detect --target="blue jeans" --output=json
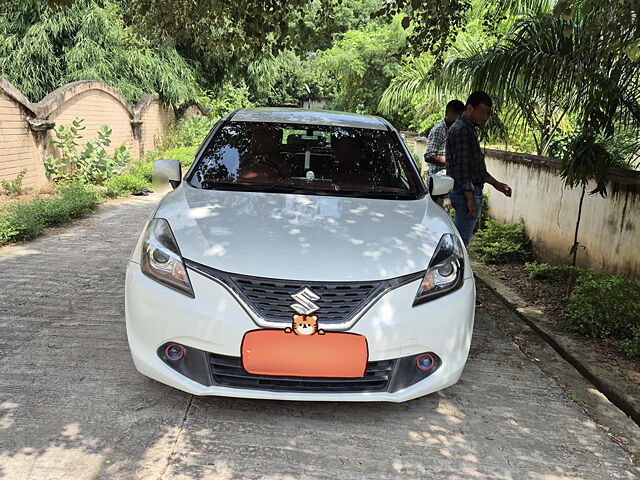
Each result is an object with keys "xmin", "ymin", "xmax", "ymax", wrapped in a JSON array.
[{"xmin": 450, "ymin": 185, "xmax": 483, "ymax": 246}]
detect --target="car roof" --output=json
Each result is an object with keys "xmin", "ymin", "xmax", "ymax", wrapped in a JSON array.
[{"xmin": 230, "ymin": 107, "xmax": 390, "ymax": 131}]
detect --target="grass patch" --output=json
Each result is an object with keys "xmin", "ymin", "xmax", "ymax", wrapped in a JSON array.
[
  {"xmin": 0, "ymin": 183, "xmax": 101, "ymax": 244},
  {"xmin": 524, "ymin": 262, "xmax": 578, "ymax": 282},
  {"xmin": 0, "ymin": 117, "xmax": 203, "ymax": 245},
  {"xmin": 102, "ymin": 172, "xmax": 150, "ymax": 198},
  {"xmin": 161, "ymin": 146, "xmax": 198, "ymax": 169},
  {"xmin": 471, "ymin": 219, "xmax": 532, "ymax": 263},
  {"xmin": 567, "ymin": 270, "xmax": 640, "ymax": 356},
  {"xmin": 567, "ymin": 393, "xmax": 582, "ymax": 403},
  {"xmin": 101, "ymin": 145, "xmax": 198, "ymax": 198}
]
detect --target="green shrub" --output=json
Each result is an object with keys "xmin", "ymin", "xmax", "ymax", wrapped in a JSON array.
[
  {"xmin": 102, "ymin": 172, "xmax": 150, "ymax": 198},
  {"xmin": 156, "ymin": 114, "xmax": 218, "ymax": 151},
  {"xmin": 162, "ymin": 146, "xmax": 198, "ymax": 169},
  {"xmin": 524, "ymin": 262, "xmax": 578, "ymax": 282},
  {"xmin": 619, "ymin": 329, "xmax": 640, "ymax": 357},
  {"xmin": 197, "ymin": 83, "xmax": 253, "ymax": 118},
  {"xmin": 127, "ymin": 160, "xmax": 153, "ymax": 182},
  {"xmin": 0, "ymin": 184, "xmax": 100, "ymax": 244},
  {"xmin": 471, "ymin": 219, "xmax": 532, "ymax": 263},
  {"xmin": 44, "ymin": 118, "xmax": 132, "ymax": 184},
  {"xmin": 567, "ymin": 271, "xmax": 640, "ymax": 356},
  {"xmin": 478, "ymin": 192, "xmax": 490, "ymax": 231},
  {"xmin": 1, "ymin": 168, "xmax": 31, "ymax": 196}
]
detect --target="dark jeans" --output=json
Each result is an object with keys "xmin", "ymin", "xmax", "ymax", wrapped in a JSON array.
[{"xmin": 450, "ymin": 185, "xmax": 483, "ymax": 246}]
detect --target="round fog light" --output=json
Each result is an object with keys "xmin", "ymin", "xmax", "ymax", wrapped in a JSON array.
[
  {"xmin": 416, "ymin": 353, "xmax": 435, "ymax": 371},
  {"xmin": 165, "ymin": 343, "xmax": 185, "ymax": 361}
]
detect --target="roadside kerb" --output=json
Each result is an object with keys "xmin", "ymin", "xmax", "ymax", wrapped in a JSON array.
[{"xmin": 472, "ymin": 260, "xmax": 640, "ymax": 428}]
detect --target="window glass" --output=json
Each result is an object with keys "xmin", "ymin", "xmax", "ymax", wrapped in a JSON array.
[{"xmin": 189, "ymin": 121, "xmax": 421, "ymax": 199}]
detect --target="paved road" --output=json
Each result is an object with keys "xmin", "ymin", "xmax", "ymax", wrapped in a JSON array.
[{"xmin": 0, "ymin": 193, "xmax": 638, "ymax": 480}]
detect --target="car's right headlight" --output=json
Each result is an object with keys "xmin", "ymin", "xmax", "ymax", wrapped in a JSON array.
[
  {"xmin": 140, "ymin": 218, "xmax": 194, "ymax": 297},
  {"xmin": 413, "ymin": 233, "xmax": 465, "ymax": 306}
]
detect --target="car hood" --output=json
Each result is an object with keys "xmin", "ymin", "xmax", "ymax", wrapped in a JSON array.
[{"xmin": 154, "ymin": 184, "xmax": 457, "ymax": 282}]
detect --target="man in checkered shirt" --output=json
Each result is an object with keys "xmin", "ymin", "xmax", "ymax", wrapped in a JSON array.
[
  {"xmin": 424, "ymin": 99, "xmax": 465, "ymax": 205},
  {"xmin": 446, "ymin": 91, "xmax": 512, "ymax": 246}
]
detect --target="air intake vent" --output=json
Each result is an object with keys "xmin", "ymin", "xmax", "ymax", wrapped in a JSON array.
[{"xmin": 209, "ymin": 353, "xmax": 394, "ymax": 392}]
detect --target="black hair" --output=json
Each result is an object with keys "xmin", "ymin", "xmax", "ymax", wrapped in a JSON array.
[
  {"xmin": 445, "ymin": 99, "xmax": 465, "ymax": 114},
  {"xmin": 466, "ymin": 91, "xmax": 493, "ymax": 108}
]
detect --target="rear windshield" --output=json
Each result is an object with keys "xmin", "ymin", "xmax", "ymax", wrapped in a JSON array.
[{"xmin": 188, "ymin": 121, "xmax": 423, "ymax": 199}]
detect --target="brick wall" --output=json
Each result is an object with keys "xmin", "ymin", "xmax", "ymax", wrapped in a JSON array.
[
  {"xmin": 0, "ymin": 78, "xmax": 199, "ymax": 191},
  {"xmin": 0, "ymin": 91, "xmax": 46, "ymax": 189},
  {"xmin": 137, "ymin": 95, "xmax": 177, "ymax": 156},
  {"xmin": 404, "ymin": 128, "xmax": 640, "ymax": 277},
  {"xmin": 47, "ymin": 89, "xmax": 136, "ymax": 158}
]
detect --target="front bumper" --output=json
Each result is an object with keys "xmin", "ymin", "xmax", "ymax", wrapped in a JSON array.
[{"xmin": 125, "ymin": 262, "xmax": 475, "ymax": 402}]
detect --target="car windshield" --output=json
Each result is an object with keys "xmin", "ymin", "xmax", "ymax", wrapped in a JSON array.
[{"xmin": 188, "ymin": 121, "xmax": 423, "ymax": 199}]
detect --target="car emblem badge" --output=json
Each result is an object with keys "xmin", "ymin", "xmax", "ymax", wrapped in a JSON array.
[{"xmin": 290, "ymin": 287, "xmax": 320, "ymax": 315}]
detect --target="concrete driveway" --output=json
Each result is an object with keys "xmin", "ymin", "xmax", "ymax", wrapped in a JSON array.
[{"xmin": 0, "ymin": 193, "xmax": 638, "ymax": 480}]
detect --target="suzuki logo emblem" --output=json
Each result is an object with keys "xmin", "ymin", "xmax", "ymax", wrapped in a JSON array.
[{"xmin": 290, "ymin": 287, "xmax": 320, "ymax": 315}]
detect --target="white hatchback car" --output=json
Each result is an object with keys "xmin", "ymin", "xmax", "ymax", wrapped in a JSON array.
[{"xmin": 125, "ymin": 108, "xmax": 475, "ymax": 402}]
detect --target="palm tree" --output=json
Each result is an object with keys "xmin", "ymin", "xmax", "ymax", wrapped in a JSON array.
[{"xmin": 382, "ymin": 0, "xmax": 640, "ymax": 266}]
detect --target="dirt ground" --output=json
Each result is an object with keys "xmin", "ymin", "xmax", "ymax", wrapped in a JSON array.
[
  {"xmin": 0, "ymin": 193, "xmax": 638, "ymax": 479},
  {"xmin": 482, "ymin": 261, "xmax": 640, "ymax": 400}
]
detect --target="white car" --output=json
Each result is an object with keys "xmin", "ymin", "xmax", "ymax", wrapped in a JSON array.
[{"xmin": 125, "ymin": 108, "xmax": 475, "ymax": 402}]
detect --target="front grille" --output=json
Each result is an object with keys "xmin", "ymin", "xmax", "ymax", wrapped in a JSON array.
[
  {"xmin": 209, "ymin": 353, "xmax": 394, "ymax": 392},
  {"xmin": 184, "ymin": 259, "xmax": 424, "ymax": 329},
  {"xmin": 230, "ymin": 275, "xmax": 380, "ymax": 324}
]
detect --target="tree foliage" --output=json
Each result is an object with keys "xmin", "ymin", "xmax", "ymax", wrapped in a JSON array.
[
  {"xmin": 315, "ymin": 18, "xmax": 408, "ymax": 115},
  {"xmin": 373, "ymin": 0, "xmax": 471, "ymax": 57},
  {"xmin": 0, "ymin": 0, "xmax": 199, "ymax": 105}
]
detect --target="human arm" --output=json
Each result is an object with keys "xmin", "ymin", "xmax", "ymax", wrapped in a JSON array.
[
  {"xmin": 463, "ymin": 190, "xmax": 477, "ymax": 219},
  {"xmin": 486, "ymin": 174, "xmax": 512, "ymax": 197},
  {"xmin": 424, "ymin": 124, "xmax": 447, "ymax": 165},
  {"xmin": 427, "ymin": 155, "xmax": 446, "ymax": 165}
]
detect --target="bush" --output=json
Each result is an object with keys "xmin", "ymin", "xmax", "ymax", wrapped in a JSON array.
[
  {"xmin": 524, "ymin": 262, "xmax": 578, "ymax": 282},
  {"xmin": 44, "ymin": 118, "xmax": 132, "ymax": 184},
  {"xmin": 127, "ymin": 160, "xmax": 153, "ymax": 182},
  {"xmin": 198, "ymin": 83, "xmax": 253, "ymax": 118},
  {"xmin": 1, "ymin": 168, "xmax": 31, "ymax": 196},
  {"xmin": 162, "ymin": 146, "xmax": 198, "ymax": 169},
  {"xmin": 567, "ymin": 271, "xmax": 640, "ymax": 356},
  {"xmin": 101, "ymin": 145, "xmax": 197, "ymax": 198},
  {"xmin": 478, "ymin": 192, "xmax": 490, "ymax": 231},
  {"xmin": 0, "ymin": 184, "xmax": 100, "ymax": 244},
  {"xmin": 471, "ymin": 219, "xmax": 532, "ymax": 263},
  {"xmin": 102, "ymin": 172, "xmax": 150, "ymax": 198},
  {"xmin": 620, "ymin": 330, "xmax": 640, "ymax": 357},
  {"xmin": 156, "ymin": 114, "xmax": 218, "ymax": 151}
]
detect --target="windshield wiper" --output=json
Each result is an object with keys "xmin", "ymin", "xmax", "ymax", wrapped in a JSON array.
[
  {"xmin": 341, "ymin": 190, "xmax": 412, "ymax": 198},
  {"xmin": 200, "ymin": 182, "xmax": 332, "ymax": 195},
  {"xmin": 199, "ymin": 182, "xmax": 411, "ymax": 198}
]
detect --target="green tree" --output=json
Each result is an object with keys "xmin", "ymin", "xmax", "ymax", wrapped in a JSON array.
[
  {"xmin": 453, "ymin": 1, "xmax": 640, "ymax": 265},
  {"xmin": 380, "ymin": 0, "xmax": 640, "ymax": 266},
  {"xmin": 0, "ymin": 0, "xmax": 199, "ymax": 105},
  {"xmin": 315, "ymin": 18, "xmax": 408, "ymax": 115},
  {"xmin": 246, "ymin": 51, "xmax": 307, "ymax": 106}
]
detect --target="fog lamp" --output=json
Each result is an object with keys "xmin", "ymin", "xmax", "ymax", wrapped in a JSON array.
[
  {"xmin": 165, "ymin": 343, "xmax": 185, "ymax": 361},
  {"xmin": 416, "ymin": 353, "xmax": 435, "ymax": 371}
]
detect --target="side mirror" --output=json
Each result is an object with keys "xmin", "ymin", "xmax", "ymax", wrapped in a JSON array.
[
  {"xmin": 429, "ymin": 174, "xmax": 454, "ymax": 196},
  {"xmin": 153, "ymin": 159, "xmax": 182, "ymax": 189}
]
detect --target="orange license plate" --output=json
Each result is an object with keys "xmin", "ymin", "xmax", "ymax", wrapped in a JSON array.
[{"xmin": 241, "ymin": 329, "xmax": 368, "ymax": 378}]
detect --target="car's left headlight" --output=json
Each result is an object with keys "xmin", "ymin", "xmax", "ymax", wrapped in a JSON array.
[
  {"xmin": 140, "ymin": 218, "xmax": 194, "ymax": 297},
  {"xmin": 413, "ymin": 233, "xmax": 465, "ymax": 306}
]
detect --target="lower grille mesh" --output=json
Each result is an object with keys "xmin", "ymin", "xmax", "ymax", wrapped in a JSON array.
[{"xmin": 209, "ymin": 353, "xmax": 394, "ymax": 392}]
